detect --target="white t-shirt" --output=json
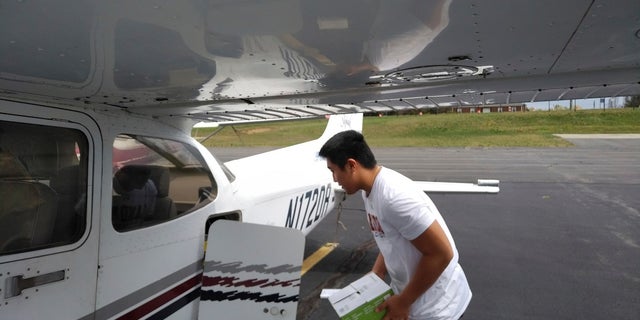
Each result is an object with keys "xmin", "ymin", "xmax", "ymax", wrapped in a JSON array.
[{"xmin": 363, "ymin": 167, "xmax": 471, "ymax": 319}]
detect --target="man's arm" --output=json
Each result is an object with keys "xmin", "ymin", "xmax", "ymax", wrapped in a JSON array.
[
  {"xmin": 372, "ymin": 252, "xmax": 388, "ymax": 280},
  {"xmin": 376, "ymin": 220, "xmax": 454, "ymax": 319}
]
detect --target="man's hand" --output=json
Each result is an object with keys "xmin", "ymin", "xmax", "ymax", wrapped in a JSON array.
[
  {"xmin": 375, "ymin": 294, "xmax": 411, "ymax": 320},
  {"xmin": 375, "ymin": 221, "xmax": 454, "ymax": 320}
]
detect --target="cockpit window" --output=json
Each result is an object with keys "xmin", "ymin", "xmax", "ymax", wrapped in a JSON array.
[
  {"xmin": 112, "ymin": 134, "xmax": 217, "ymax": 232},
  {"xmin": 0, "ymin": 120, "xmax": 88, "ymax": 255}
]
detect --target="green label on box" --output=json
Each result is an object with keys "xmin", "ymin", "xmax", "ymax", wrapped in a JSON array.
[{"xmin": 341, "ymin": 289, "xmax": 393, "ymax": 320}]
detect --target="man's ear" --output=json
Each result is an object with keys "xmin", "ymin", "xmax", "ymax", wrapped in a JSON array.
[{"xmin": 345, "ymin": 158, "xmax": 358, "ymax": 171}]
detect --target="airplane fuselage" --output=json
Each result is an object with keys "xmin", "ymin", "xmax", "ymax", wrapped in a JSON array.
[{"xmin": 0, "ymin": 100, "xmax": 343, "ymax": 319}]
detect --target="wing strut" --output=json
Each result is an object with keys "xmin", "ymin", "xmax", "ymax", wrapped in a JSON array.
[{"xmin": 198, "ymin": 126, "xmax": 226, "ymax": 143}]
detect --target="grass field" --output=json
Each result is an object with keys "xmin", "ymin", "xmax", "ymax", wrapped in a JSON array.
[{"xmin": 193, "ymin": 108, "xmax": 640, "ymax": 148}]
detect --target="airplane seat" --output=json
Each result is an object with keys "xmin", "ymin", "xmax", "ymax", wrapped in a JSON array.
[
  {"xmin": 112, "ymin": 165, "xmax": 176, "ymax": 230},
  {"xmin": 112, "ymin": 165, "xmax": 155, "ymax": 229},
  {"xmin": 0, "ymin": 182, "xmax": 59, "ymax": 253},
  {"xmin": 0, "ymin": 152, "xmax": 59, "ymax": 253},
  {"xmin": 26, "ymin": 182, "xmax": 59, "ymax": 247},
  {"xmin": 50, "ymin": 165, "xmax": 86, "ymax": 243},
  {"xmin": 145, "ymin": 165, "xmax": 177, "ymax": 221}
]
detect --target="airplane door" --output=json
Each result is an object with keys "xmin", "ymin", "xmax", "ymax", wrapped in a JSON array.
[
  {"xmin": 199, "ymin": 220, "xmax": 305, "ymax": 319},
  {"xmin": 0, "ymin": 109, "xmax": 100, "ymax": 320}
]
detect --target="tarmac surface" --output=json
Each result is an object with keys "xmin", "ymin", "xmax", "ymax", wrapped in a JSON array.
[{"xmin": 210, "ymin": 135, "xmax": 640, "ymax": 320}]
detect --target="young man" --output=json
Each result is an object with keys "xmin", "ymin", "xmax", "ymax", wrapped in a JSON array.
[{"xmin": 319, "ymin": 130, "xmax": 471, "ymax": 320}]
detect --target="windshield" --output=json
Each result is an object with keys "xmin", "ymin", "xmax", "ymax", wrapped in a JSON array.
[{"xmin": 113, "ymin": 134, "xmax": 203, "ymax": 169}]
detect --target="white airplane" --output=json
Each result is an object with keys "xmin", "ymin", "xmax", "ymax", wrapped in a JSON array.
[{"xmin": 0, "ymin": 0, "xmax": 638, "ymax": 319}]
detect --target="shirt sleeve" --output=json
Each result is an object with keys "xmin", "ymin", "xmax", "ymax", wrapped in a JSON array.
[{"xmin": 384, "ymin": 188, "xmax": 436, "ymax": 241}]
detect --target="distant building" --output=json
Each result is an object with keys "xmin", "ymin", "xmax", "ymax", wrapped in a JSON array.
[{"xmin": 451, "ymin": 104, "xmax": 527, "ymax": 113}]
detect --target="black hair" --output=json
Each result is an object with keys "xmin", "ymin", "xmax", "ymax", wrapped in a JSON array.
[{"xmin": 319, "ymin": 130, "xmax": 377, "ymax": 169}]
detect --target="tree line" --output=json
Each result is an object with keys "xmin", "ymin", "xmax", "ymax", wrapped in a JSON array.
[{"xmin": 624, "ymin": 96, "xmax": 640, "ymax": 108}]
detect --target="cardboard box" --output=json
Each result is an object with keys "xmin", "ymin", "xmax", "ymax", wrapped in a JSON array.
[{"xmin": 327, "ymin": 273, "xmax": 394, "ymax": 320}]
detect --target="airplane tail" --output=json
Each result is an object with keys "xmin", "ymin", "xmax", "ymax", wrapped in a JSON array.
[
  {"xmin": 224, "ymin": 113, "xmax": 363, "ymax": 169},
  {"xmin": 318, "ymin": 113, "xmax": 363, "ymax": 142},
  {"xmin": 222, "ymin": 113, "xmax": 362, "ymax": 234}
]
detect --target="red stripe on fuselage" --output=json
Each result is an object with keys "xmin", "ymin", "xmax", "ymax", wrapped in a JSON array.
[{"xmin": 116, "ymin": 273, "xmax": 202, "ymax": 320}]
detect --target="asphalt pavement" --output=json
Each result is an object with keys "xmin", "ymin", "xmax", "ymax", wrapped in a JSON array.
[{"xmin": 209, "ymin": 135, "xmax": 640, "ymax": 320}]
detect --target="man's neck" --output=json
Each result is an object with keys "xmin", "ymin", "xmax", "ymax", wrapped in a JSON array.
[{"xmin": 364, "ymin": 165, "xmax": 382, "ymax": 197}]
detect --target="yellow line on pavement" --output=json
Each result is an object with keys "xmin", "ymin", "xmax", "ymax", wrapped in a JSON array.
[{"xmin": 301, "ymin": 242, "xmax": 339, "ymax": 276}]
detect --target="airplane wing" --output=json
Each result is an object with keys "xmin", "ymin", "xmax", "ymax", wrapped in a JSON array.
[{"xmin": 1, "ymin": 0, "xmax": 638, "ymax": 128}]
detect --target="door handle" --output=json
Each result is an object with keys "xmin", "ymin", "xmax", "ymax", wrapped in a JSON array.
[{"xmin": 4, "ymin": 270, "xmax": 65, "ymax": 298}]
